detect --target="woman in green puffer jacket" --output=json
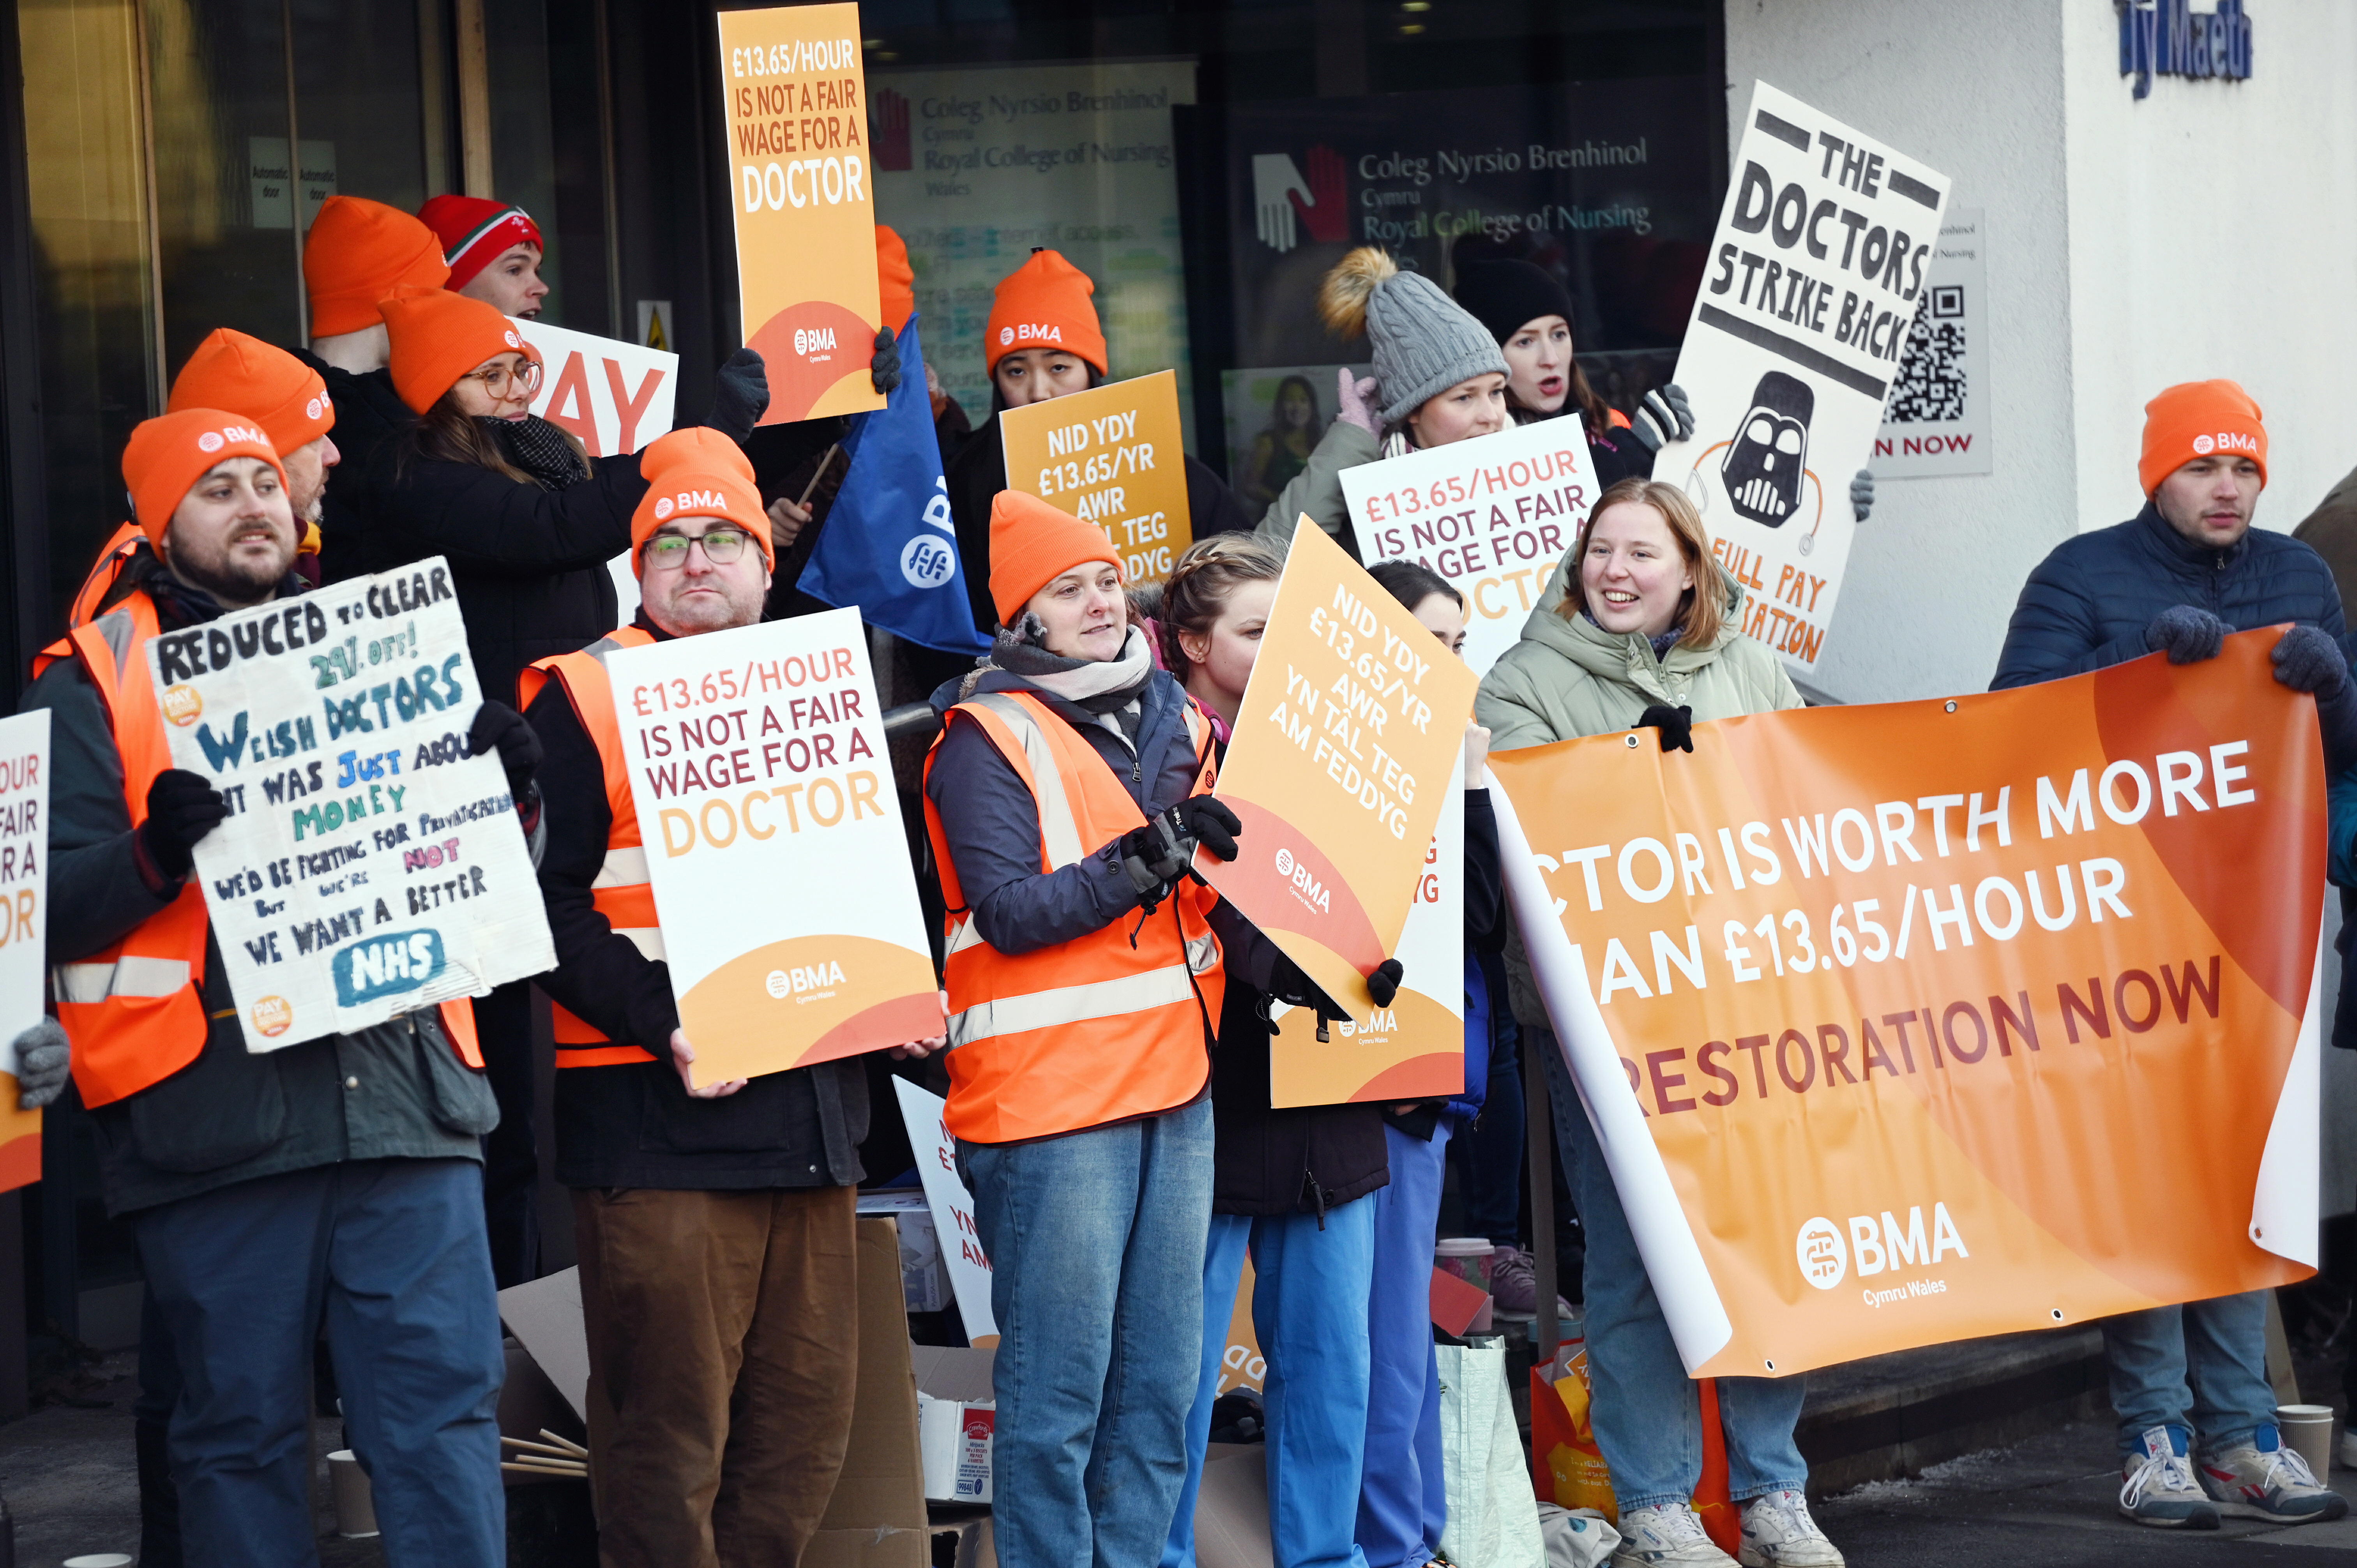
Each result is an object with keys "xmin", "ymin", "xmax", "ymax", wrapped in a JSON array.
[{"xmin": 1474, "ymin": 477, "xmax": 1843, "ymax": 1568}]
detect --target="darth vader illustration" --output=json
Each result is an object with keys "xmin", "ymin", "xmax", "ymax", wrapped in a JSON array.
[{"xmin": 1720, "ymin": 371, "xmax": 1813, "ymax": 527}]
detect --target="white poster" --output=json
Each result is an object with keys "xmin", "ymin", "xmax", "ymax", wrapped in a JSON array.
[
  {"xmin": 1652, "ymin": 82, "xmax": 1951, "ymax": 670},
  {"xmin": 1874, "ymin": 207, "xmax": 1988, "ymax": 478},
  {"xmin": 147, "ymin": 562, "xmax": 556, "ymax": 1052},
  {"xmin": 1344, "ymin": 418, "xmax": 1604, "ymax": 676},
  {"xmin": 512, "ymin": 317, "xmax": 678, "ymax": 460},
  {"xmin": 0, "ymin": 711, "xmax": 48, "ymax": 1070},
  {"xmin": 894, "ymin": 1075, "xmax": 999, "ymax": 1346},
  {"xmin": 869, "ymin": 60, "xmax": 1199, "ymax": 437},
  {"xmin": 604, "ymin": 608, "xmax": 942, "ymax": 1087}
]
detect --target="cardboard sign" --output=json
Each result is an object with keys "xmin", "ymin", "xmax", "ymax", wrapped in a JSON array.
[
  {"xmin": 1651, "ymin": 82, "xmax": 1951, "ymax": 669},
  {"xmin": 1873, "ymin": 207, "xmax": 1989, "ymax": 478},
  {"xmin": 1198, "ymin": 523, "xmax": 1478, "ymax": 1094},
  {"xmin": 148, "ymin": 563, "xmax": 554, "ymax": 1051},
  {"xmin": 0, "ymin": 711, "xmax": 47, "ymax": 1192},
  {"xmin": 513, "ymin": 317, "xmax": 677, "ymax": 459},
  {"xmin": 998, "ymin": 370, "xmax": 1193, "ymax": 587},
  {"xmin": 717, "ymin": 3, "xmax": 886, "ymax": 424},
  {"xmin": 894, "ymin": 1075, "xmax": 999, "ymax": 1346},
  {"xmin": 1489, "ymin": 630, "xmax": 2321, "ymax": 1378},
  {"xmin": 605, "ymin": 609, "xmax": 941, "ymax": 1086},
  {"xmin": 1344, "ymin": 419, "xmax": 1603, "ymax": 675}
]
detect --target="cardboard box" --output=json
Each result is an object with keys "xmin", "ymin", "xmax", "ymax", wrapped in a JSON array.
[
  {"xmin": 929, "ymin": 1506, "xmax": 995, "ymax": 1568},
  {"xmin": 911, "ymin": 1344, "xmax": 998, "ymax": 1503},
  {"xmin": 1193, "ymin": 1443, "xmax": 1275, "ymax": 1568},
  {"xmin": 857, "ymin": 1189, "xmax": 949, "ymax": 1312},
  {"xmin": 807, "ymin": 1218, "xmax": 931, "ymax": 1568}
]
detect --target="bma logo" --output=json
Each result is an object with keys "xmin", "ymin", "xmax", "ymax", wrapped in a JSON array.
[
  {"xmin": 793, "ymin": 326, "xmax": 838, "ymax": 356},
  {"xmin": 1249, "ymin": 146, "xmax": 1347, "ymax": 253},
  {"xmin": 766, "ymin": 961, "xmax": 846, "ymax": 1000},
  {"xmin": 653, "ymin": 496, "xmax": 676, "ymax": 519},
  {"xmin": 1001, "ymin": 323, "xmax": 1062, "ymax": 349},
  {"xmin": 1796, "ymin": 1204, "xmax": 1970, "ymax": 1290},
  {"xmin": 2199, "ymin": 430, "xmax": 2259, "ymax": 457},
  {"xmin": 1273, "ymin": 847, "xmax": 1331, "ymax": 913}
]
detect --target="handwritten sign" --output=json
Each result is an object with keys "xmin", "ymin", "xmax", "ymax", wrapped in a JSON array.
[
  {"xmin": 147, "ymin": 563, "xmax": 554, "ymax": 1052},
  {"xmin": 999, "ymin": 370, "xmax": 1193, "ymax": 586},
  {"xmin": 604, "ymin": 608, "xmax": 941, "ymax": 1086},
  {"xmin": 0, "ymin": 711, "xmax": 48, "ymax": 1190}
]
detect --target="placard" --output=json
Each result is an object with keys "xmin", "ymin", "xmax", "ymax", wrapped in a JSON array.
[
  {"xmin": 1345, "ymin": 418, "xmax": 1603, "ymax": 676},
  {"xmin": 998, "ymin": 370, "xmax": 1193, "ymax": 587},
  {"xmin": 717, "ymin": 2, "xmax": 886, "ymax": 423},
  {"xmin": 1873, "ymin": 207, "xmax": 1989, "ymax": 478},
  {"xmin": 894, "ymin": 1075, "xmax": 998, "ymax": 1346},
  {"xmin": 513, "ymin": 317, "xmax": 677, "ymax": 459},
  {"xmin": 148, "ymin": 563, "xmax": 555, "ymax": 1052},
  {"xmin": 0, "ymin": 711, "xmax": 48, "ymax": 1191},
  {"xmin": 1491, "ymin": 630, "xmax": 2320, "ymax": 1377},
  {"xmin": 1197, "ymin": 523, "xmax": 1478, "ymax": 1075},
  {"xmin": 606, "ymin": 608, "xmax": 941, "ymax": 1086},
  {"xmin": 1651, "ymin": 82, "xmax": 1951, "ymax": 669}
]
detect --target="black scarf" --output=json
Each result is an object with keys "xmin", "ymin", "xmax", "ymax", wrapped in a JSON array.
[
  {"xmin": 122, "ymin": 547, "xmax": 303, "ymax": 630},
  {"xmin": 480, "ymin": 415, "xmax": 589, "ymax": 492}
]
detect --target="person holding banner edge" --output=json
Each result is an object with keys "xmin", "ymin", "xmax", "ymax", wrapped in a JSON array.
[
  {"xmin": 22, "ymin": 409, "xmax": 543, "ymax": 1566},
  {"xmin": 1476, "ymin": 477, "xmax": 1830, "ymax": 1568},
  {"xmin": 1991, "ymin": 380, "xmax": 2354, "ymax": 1531}
]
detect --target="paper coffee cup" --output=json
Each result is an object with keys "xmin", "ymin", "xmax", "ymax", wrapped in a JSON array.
[
  {"xmin": 2277, "ymin": 1404, "xmax": 2334, "ymax": 1480},
  {"xmin": 329, "ymin": 1449, "xmax": 380, "ymax": 1539}
]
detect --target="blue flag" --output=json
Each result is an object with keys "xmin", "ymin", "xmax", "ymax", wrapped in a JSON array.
[{"xmin": 800, "ymin": 314, "xmax": 990, "ymax": 656}]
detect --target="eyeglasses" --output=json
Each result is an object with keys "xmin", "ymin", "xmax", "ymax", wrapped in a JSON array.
[
  {"xmin": 643, "ymin": 528, "xmax": 752, "ymax": 569},
  {"xmin": 463, "ymin": 358, "xmax": 543, "ymax": 397}
]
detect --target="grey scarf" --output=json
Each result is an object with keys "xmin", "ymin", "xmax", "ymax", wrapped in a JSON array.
[{"xmin": 961, "ymin": 617, "xmax": 1154, "ymax": 715}]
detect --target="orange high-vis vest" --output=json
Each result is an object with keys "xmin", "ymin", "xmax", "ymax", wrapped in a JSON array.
[
  {"xmin": 67, "ymin": 523, "xmax": 144, "ymax": 630},
  {"xmin": 37, "ymin": 590, "xmax": 481, "ymax": 1108},
  {"xmin": 519, "ymin": 627, "xmax": 663, "ymax": 1067},
  {"xmin": 922, "ymin": 689, "xmax": 1224, "ymax": 1144}
]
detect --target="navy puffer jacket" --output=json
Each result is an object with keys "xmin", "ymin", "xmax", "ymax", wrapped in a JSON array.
[{"xmin": 1991, "ymin": 503, "xmax": 2346, "ymax": 689}]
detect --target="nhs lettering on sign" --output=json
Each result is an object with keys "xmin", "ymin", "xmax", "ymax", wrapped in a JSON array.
[
  {"xmin": 332, "ymin": 929, "xmax": 448, "ymax": 1006},
  {"xmin": 2118, "ymin": 0, "xmax": 2252, "ymax": 99}
]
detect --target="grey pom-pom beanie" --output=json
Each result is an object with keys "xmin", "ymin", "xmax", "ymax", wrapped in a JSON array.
[{"xmin": 1366, "ymin": 270, "xmax": 1509, "ymax": 427}]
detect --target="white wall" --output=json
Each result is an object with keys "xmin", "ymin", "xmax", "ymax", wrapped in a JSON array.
[{"xmin": 1724, "ymin": 0, "xmax": 2357, "ymax": 705}]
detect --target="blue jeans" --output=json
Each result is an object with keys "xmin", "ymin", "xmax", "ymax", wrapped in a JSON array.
[
  {"xmin": 963, "ymin": 1097, "xmax": 1214, "ymax": 1568},
  {"xmin": 1358, "ymin": 1121, "xmax": 1450, "ymax": 1568},
  {"xmin": 2101, "ymin": 1293, "xmax": 2276, "ymax": 1459},
  {"xmin": 1538, "ymin": 1032, "xmax": 1808, "ymax": 1508},
  {"xmin": 1165, "ymin": 1203, "xmax": 1376, "ymax": 1568},
  {"xmin": 136, "ymin": 1157, "xmax": 506, "ymax": 1568}
]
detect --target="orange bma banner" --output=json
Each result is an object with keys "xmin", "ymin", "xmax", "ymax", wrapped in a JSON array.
[
  {"xmin": 1199, "ymin": 523, "xmax": 1478, "ymax": 1105},
  {"xmin": 1488, "ymin": 630, "xmax": 2324, "ymax": 1379},
  {"xmin": 717, "ymin": 4, "xmax": 887, "ymax": 424}
]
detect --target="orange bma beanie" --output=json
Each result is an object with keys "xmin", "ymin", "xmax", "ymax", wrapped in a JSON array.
[
  {"xmin": 168, "ymin": 328, "xmax": 335, "ymax": 454},
  {"xmin": 989, "ymin": 490, "xmax": 1118, "ymax": 625},
  {"xmin": 2140, "ymin": 380, "xmax": 2267, "ymax": 495},
  {"xmin": 876, "ymin": 225, "xmax": 916, "ymax": 337},
  {"xmin": 304, "ymin": 196, "xmax": 450, "ymax": 337},
  {"xmin": 123, "ymin": 409, "xmax": 286, "ymax": 546},
  {"xmin": 984, "ymin": 249, "xmax": 1106, "ymax": 376},
  {"xmin": 630, "ymin": 427, "xmax": 772, "ymax": 568},
  {"xmin": 382, "ymin": 290, "xmax": 535, "ymax": 415}
]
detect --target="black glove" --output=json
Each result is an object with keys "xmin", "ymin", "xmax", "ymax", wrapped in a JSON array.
[
  {"xmin": 1367, "ymin": 958, "xmax": 1404, "ymax": 1008},
  {"xmin": 141, "ymin": 768, "xmax": 227, "ymax": 881},
  {"xmin": 2145, "ymin": 604, "xmax": 2230, "ymax": 665},
  {"xmin": 870, "ymin": 327, "xmax": 903, "ymax": 396},
  {"xmin": 1636, "ymin": 704, "xmax": 1693, "ymax": 754},
  {"xmin": 1628, "ymin": 384, "xmax": 1695, "ymax": 452},
  {"xmin": 470, "ymin": 701, "xmax": 542, "ymax": 803},
  {"xmin": 702, "ymin": 347, "xmax": 771, "ymax": 442},
  {"xmin": 2272, "ymin": 625, "xmax": 2349, "ymax": 697},
  {"xmin": 1269, "ymin": 953, "xmax": 1349, "ymax": 1023},
  {"xmin": 13, "ymin": 1018, "xmax": 68, "ymax": 1111},
  {"xmin": 1174, "ymin": 796, "xmax": 1241, "ymax": 862}
]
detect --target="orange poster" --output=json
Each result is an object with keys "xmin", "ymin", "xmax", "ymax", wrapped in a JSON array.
[
  {"xmin": 999, "ymin": 370, "xmax": 1193, "ymax": 587},
  {"xmin": 1201, "ymin": 523, "xmax": 1479, "ymax": 1105},
  {"xmin": 717, "ymin": 4, "xmax": 886, "ymax": 424},
  {"xmin": 1489, "ymin": 630, "xmax": 2324, "ymax": 1378}
]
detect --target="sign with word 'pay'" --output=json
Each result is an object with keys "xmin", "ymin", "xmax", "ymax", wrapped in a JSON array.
[{"xmin": 514, "ymin": 317, "xmax": 677, "ymax": 458}]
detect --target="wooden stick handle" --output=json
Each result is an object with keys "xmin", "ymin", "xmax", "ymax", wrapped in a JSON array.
[
  {"xmin": 538, "ymin": 1428, "xmax": 591, "ymax": 1457},
  {"xmin": 795, "ymin": 445, "xmax": 841, "ymax": 508}
]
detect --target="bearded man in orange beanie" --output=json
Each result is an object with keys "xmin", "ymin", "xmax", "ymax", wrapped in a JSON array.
[
  {"xmin": 518, "ymin": 425, "xmax": 936, "ymax": 1567},
  {"xmin": 19, "ymin": 410, "xmax": 541, "ymax": 1566},
  {"xmin": 1992, "ymin": 382, "xmax": 2353, "ymax": 1533}
]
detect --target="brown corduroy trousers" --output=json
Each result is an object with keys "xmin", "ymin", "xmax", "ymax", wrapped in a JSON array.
[{"xmin": 573, "ymin": 1184, "xmax": 860, "ymax": 1568}]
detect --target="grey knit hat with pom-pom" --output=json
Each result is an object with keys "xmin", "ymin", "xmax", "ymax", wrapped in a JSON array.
[{"xmin": 1319, "ymin": 248, "xmax": 1508, "ymax": 427}]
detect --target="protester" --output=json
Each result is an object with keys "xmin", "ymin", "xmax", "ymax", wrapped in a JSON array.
[
  {"xmin": 23, "ymin": 409, "xmax": 541, "ymax": 1566},
  {"xmin": 1360, "ymin": 559, "xmax": 1497, "ymax": 1568},
  {"xmin": 944, "ymin": 248, "xmax": 1251, "ymax": 639},
  {"xmin": 1156, "ymin": 535, "xmax": 1394, "ymax": 1568},
  {"xmin": 519, "ymin": 425, "xmax": 920, "ymax": 1566},
  {"xmin": 1992, "ymin": 379, "xmax": 2353, "ymax": 1531},
  {"xmin": 297, "ymin": 194, "xmax": 449, "ymax": 583},
  {"xmin": 1477, "ymin": 477, "xmax": 1834, "ymax": 1568},
  {"xmin": 419, "ymin": 194, "xmax": 550, "ymax": 318},
  {"xmin": 1252, "ymin": 247, "xmax": 1510, "ymax": 554},
  {"xmin": 919, "ymin": 491, "xmax": 1250, "ymax": 1564}
]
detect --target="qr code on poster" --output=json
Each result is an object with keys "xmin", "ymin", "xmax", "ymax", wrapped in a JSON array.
[{"xmin": 1885, "ymin": 285, "xmax": 1967, "ymax": 424}]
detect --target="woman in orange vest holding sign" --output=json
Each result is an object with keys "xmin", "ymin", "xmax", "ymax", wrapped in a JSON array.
[
  {"xmin": 921, "ymin": 491, "xmax": 1246, "ymax": 1566},
  {"xmin": 1475, "ymin": 479, "xmax": 1827, "ymax": 1568}
]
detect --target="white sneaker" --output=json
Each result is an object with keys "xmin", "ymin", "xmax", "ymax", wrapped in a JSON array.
[
  {"xmin": 1737, "ymin": 1489, "xmax": 1843, "ymax": 1567},
  {"xmin": 1612, "ymin": 1501, "xmax": 1737, "ymax": 1566},
  {"xmin": 2118, "ymin": 1423, "xmax": 2219, "ymax": 1529},
  {"xmin": 2339, "ymin": 1426, "xmax": 2357, "ymax": 1471},
  {"xmin": 2198, "ymin": 1427, "xmax": 2350, "ymax": 1524}
]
